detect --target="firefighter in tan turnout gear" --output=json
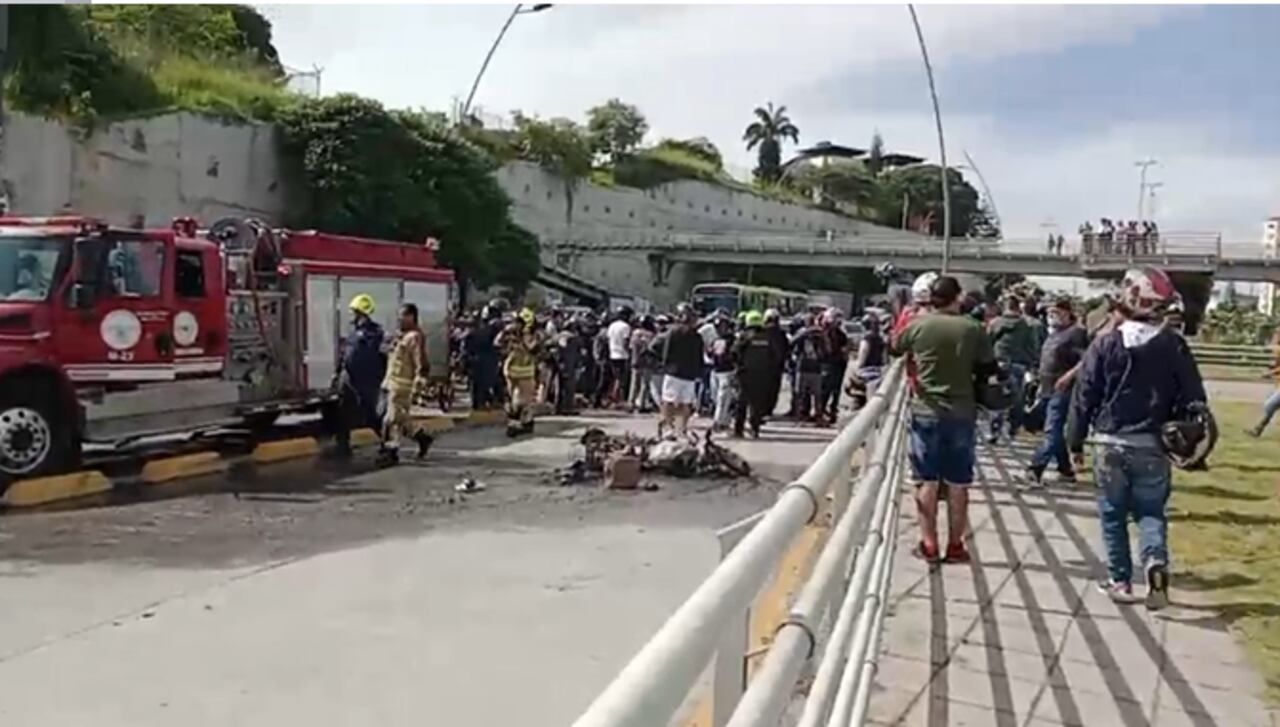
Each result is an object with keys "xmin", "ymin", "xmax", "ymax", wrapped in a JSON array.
[
  {"xmin": 378, "ymin": 303, "xmax": 434, "ymax": 466},
  {"xmin": 497, "ymin": 307, "xmax": 542, "ymax": 437}
]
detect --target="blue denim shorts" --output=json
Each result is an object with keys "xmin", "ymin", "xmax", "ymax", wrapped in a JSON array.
[{"xmin": 908, "ymin": 411, "xmax": 977, "ymax": 485}]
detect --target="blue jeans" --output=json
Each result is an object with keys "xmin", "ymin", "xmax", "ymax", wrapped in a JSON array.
[
  {"xmin": 988, "ymin": 362, "xmax": 1027, "ymax": 438},
  {"xmin": 908, "ymin": 412, "xmax": 977, "ymax": 485},
  {"xmin": 1257, "ymin": 387, "xmax": 1280, "ymax": 432},
  {"xmin": 1094, "ymin": 444, "xmax": 1171, "ymax": 584},
  {"xmin": 1030, "ymin": 391, "xmax": 1073, "ymax": 474}
]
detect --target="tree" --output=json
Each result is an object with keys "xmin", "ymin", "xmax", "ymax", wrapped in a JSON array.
[
  {"xmin": 969, "ymin": 199, "xmax": 1002, "ymax": 239},
  {"xmin": 513, "ymin": 112, "xmax": 594, "ymax": 224},
  {"xmin": 743, "ymin": 102, "xmax": 800, "ymax": 183},
  {"xmin": 652, "ymin": 137, "xmax": 724, "ymax": 171},
  {"xmin": 876, "ymin": 164, "xmax": 982, "ymax": 238},
  {"xmin": 586, "ymin": 98, "xmax": 649, "ymax": 165},
  {"xmin": 866, "ymin": 131, "xmax": 885, "ymax": 177},
  {"xmin": 792, "ymin": 160, "xmax": 879, "ymax": 213},
  {"xmin": 277, "ymin": 95, "xmax": 533, "ymax": 291}
]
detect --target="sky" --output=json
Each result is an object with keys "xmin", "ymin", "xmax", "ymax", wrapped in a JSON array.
[{"xmin": 266, "ymin": 3, "xmax": 1280, "ymax": 244}]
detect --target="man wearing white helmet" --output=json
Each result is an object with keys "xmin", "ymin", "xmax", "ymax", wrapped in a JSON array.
[{"xmin": 1068, "ymin": 267, "xmax": 1206, "ymax": 610}]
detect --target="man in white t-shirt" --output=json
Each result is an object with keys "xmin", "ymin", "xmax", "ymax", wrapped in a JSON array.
[{"xmin": 605, "ymin": 307, "xmax": 634, "ymax": 407}]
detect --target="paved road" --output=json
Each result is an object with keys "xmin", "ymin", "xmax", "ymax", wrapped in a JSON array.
[
  {"xmin": 0, "ymin": 410, "xmax": 836, "ymax": 727},
  {"xmin": 868, "ymin": 440, "xmax": 1276, "ymax": 727}
]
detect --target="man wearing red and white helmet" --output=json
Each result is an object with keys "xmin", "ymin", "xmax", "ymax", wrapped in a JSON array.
[{"xmin": 1068, "ymin": 267, "xmax": 1207, "ymax": 610}]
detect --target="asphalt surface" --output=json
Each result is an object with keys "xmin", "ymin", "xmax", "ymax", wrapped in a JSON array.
[{"xmin": 0, "ymin": 408, "xmax": 838, "ymax": 727}]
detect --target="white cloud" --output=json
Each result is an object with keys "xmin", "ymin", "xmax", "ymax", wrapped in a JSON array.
[{"xmin": 266, "ymin": 4, "xmax": 1273, "ymax": 243}]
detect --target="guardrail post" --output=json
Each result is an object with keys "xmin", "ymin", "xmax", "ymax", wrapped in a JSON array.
[{"xmin": 711, "ymin": 513, "xmax": 762, "ymax": 727}]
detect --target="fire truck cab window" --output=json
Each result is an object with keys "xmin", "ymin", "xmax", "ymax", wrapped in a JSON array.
[
  {"xmin": 175, "ymin": 250, "xmax": 205, "ymax": 298},
  {"xmin": 106, "ymin": 240, "xmax": 163, "ymax": 297},
  {"xmin": 0, "ymin": 236, "xmax": 65, "ymax": 302}
]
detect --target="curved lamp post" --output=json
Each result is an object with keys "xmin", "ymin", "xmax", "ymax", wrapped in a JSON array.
[
  {"xmin": 461, "ymin": 4, "xmax": 553, "ymax": 121},
  {"xmin": 907, "ymin": 4, "xmax": 951, "ymax": 273}
]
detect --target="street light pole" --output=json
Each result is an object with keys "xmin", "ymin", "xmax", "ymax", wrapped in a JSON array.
[
  {"xmin": 1135, "ymin": 158, "xmax": 1158, "ymax": 220},
  {"xmin": 460, "ymin": 3, "xmax": 552, "ymax": 123},
  {"xmin": 908, "ymin": 4, "xmax": 951, "ymax": 273},
  {"xmin": 961, "ymin": 150, "xmax": 1000, "ymax": 234}
]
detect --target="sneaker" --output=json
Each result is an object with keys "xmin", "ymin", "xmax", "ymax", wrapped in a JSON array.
[
  {"xmin": 1145, "ymin": 562, "xmax": 1170, "ymax": 611},
  {"xmin": 414, "ymin": 432, "xmax": 434, "ymax": 460},
  {"xmin": 914, "ymin": 540, "xmax": 941, "ymax": 563},
  {"xmin": 1055, "ymin": 470, "xmax": 1078, "ymax": 485},
  {"xmin": 944, "ymin": 542, "xmax": 972, "ymax": 564},
  {"xmin": 1023, "ymin": 466, "xmax": 1045, "ymax": 487},
  {"xmin": 1096, "ymin": 580, "xmax": 1139, "ymax": 604},
  {"xmin": 986, "ymin": 433, "xmax": 1000, "ymax": 445},
  {"xmin": 1245, "ymin": 426, "xmax": 1262, "ymax": 439}
]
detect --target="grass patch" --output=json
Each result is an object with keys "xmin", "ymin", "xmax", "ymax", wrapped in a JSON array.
[
  {"xmin": 1199, "ymin": 364, "xmax": 1270, "ymax": 383},
  {"xmin": 147, "ymin": 52, "xmax": 297, "ymax": 121},
  {"xmin": 1169, "ymin": 400, "xmax": 1280, "ymax": 702}
]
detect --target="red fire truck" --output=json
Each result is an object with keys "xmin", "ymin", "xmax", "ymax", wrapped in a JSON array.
[{"xmin": 0, "ymin": 215, "xmax": 453, "ymax": 484}]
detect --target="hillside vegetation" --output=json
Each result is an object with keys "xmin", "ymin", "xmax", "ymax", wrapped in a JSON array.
[{"xmin": 5, "ymin": 4, "xmax": 292, "ymax": 125}]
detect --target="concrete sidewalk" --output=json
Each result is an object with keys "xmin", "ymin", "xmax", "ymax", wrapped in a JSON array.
[{"xmin": 868, "ymin": 442, "xmax": 1277, "ymax": 727}]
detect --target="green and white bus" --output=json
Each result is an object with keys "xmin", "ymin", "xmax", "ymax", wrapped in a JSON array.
[{"xmin": 690, "ymin": 282, "xmax": 809, "ymax": 317}]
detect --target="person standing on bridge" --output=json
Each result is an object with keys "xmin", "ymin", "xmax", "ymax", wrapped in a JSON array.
[
  {"xmin": 378, "ymin": 303, "xmax": 434, "ymax": 466},
  {"xmin": 1068, "ymin": 267, "xmax": 1207, "ymax": 609},
  {"xmin": 893, "ymin": 275, "xmax": 995, "ymax": 564}
]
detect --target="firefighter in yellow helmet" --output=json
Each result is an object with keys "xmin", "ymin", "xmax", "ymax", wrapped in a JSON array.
[
  {"xmin": 376, "ymin": 302, "xmax": 434, "ymax": 466},
  {"xmin": 496, "ymin": 307, "xmax": 542, "ymax": 436},
  {"xmin": 332, "ymin": 293, "xmax": 385, "ymax": 457}
]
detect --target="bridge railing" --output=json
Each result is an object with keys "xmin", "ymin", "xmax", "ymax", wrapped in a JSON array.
[{"xmin": 572, "ymin": 362, "xmax": 910, "ymax": 727}]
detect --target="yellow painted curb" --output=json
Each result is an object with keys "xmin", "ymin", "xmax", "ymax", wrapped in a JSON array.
[
  {"xmin": 141, "ymin": 452, "xmax": 228, "ymax": 484},
  {"xmin": 3, "ymin": 470, "xmax": 112, "ymax": 507},
  {"xmin": 465, "ymin": 409, "xmax": 507, "ymax": 426},
  {"xmin": 351, "ymin": 428, "xmax": 381, "ymax": 447},
  {"xmin": 252, "ymin": 437, "xmax": 320, "ymax": 464},
  {"xmin": 420, "ymin": 416, "xmax": 456, "ymax": 434}
]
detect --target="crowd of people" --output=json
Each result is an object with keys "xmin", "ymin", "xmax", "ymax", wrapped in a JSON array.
[
  {"xmin": 332, "ymin": 265, "xmax": 1213, "ymax": 613},
  {"xmin": 448, "ymin": 299, "xmax": 881, "ymax": 440},
  {"xmin": 892, "ymin": 266, "xmax": 1210, "ymax": 612},
  {"xmin": 1077, "ymin": 218, "xmax": 1161, "ymax": 256}
]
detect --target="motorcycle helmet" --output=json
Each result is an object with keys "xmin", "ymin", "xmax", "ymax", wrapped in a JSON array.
[
  {"xmin": 912, "ymin": 272, "xmax": 940, "ymax": 304},
  {"xmin": 1161, "ymin": 403, "xmax": 1217, "ymax": 470},
  {"xmin": 1119, "ymin": 267, "xmax": 1177, "ymax": 319}
]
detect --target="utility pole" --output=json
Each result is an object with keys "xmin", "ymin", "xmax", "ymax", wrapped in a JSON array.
[
  {"xmin": 1145, "ymin": 181, "xmax": 1164, "ymax": 220},
  {"xmin": 908, "ymin": 4, "xmax": 951, "ymax": 272},
  {"xmin": 1135, "ymin": 158, "xmax": 1158, "ymax": 220}
]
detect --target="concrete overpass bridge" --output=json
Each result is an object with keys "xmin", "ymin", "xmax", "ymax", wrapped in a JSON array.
[{"xmin": 548, "ymin": 231, "xmax": 1280, "ymax": 287}]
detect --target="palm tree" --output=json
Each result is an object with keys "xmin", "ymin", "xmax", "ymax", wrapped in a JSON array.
[{"xmin": 743, "ymin": 102, "xmax": 799, "ymax": 183}]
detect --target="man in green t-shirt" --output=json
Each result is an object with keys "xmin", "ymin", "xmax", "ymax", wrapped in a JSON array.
[{"xmin": 892, "ymin": 275, "xmax": 996, "ymax": 563}]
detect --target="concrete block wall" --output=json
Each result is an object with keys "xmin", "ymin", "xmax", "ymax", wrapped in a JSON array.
[
  {"xmin": 495, "ymin": 161, "xmax": 925, "ymax": 305},
  {"xmin": 1, "ymin": 112, "xmax": 285, "ymax": 227},
  {"xmin": 1, "ymin": 114, "xmax": 920, "ymax": 305}
]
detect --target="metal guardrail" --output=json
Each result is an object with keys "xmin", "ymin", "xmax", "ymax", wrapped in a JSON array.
[{"xmin": 572, "ymin": 362, "xmax": 909, "ymax": 727}]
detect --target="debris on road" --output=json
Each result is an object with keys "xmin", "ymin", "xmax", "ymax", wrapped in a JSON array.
[
  {"xmin": 455, "ymin": 477, "xmax": 487, "ymax": 494},
  {"xmin": 559, "ymin": 428, "xmax": 752, "ymax": 487}
]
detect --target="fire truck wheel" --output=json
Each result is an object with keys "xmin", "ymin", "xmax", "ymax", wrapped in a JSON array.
[{"xmin": 0, "ymin": 389, "xmax": 71, "ymax": 480}]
